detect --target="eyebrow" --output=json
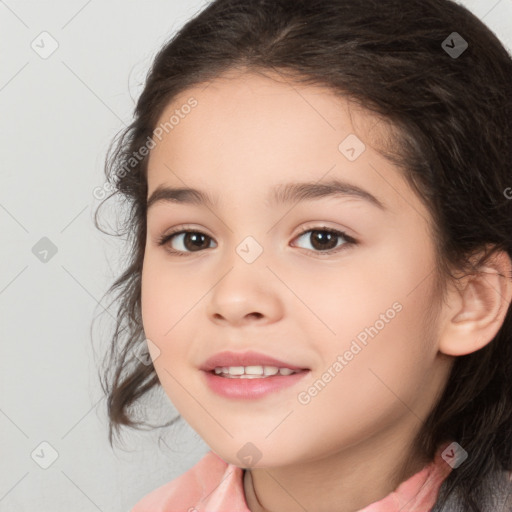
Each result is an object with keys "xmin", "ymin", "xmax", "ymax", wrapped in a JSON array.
[{"xmin": 146, "ymin": 178, "xmax": 386, "ymax": 211}]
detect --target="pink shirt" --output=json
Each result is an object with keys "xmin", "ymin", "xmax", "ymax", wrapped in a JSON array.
[{"xmin": 132, "ymin": 446, "xmax": 453, "ymax": 512}]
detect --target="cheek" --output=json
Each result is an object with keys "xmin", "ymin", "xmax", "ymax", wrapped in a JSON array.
[
  {"xmin": 292, "ymin": 296, "xmax": 438, "ymax": 457},
  {"xmin": 294, "ymin": 235, "xmax": 439, "ymax": 405},
  {"xmin": 285, "ymin": 234, "xmax": 436, "ymax": 348},
  {"xmin": 140, "ymin": 253, "xmax": 201, "ymax": 341},
  {"xmin": 140, "ymin": 257, "xmax": 189, "ymax": 384},
  {"xmin": 140, "ymin": 256, "xmax": 200, "ymax": 406}
]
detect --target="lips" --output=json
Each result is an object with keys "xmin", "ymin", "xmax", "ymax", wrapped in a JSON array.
[{"xmin": 200, "ymin": 350, "xmax": 308, "ymax": 372}]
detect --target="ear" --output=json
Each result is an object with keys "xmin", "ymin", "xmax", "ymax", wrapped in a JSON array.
[{"xmin": 438, "ymin": 249, "xmax": 512, "ymax": 356}]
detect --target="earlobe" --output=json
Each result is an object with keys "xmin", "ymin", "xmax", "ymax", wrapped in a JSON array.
[{"xmin": 438, "ymin": 250, "xmax": 512, "ymax": 357}]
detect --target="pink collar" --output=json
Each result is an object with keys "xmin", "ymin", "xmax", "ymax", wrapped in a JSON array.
[{"xmin": 132, "ymin": 443, "xmax": 453, "ymax": 511}]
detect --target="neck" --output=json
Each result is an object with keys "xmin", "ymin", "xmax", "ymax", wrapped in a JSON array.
[{"xmin": 243, "ymin": 420, "xmax": 430, "ymax": 512}]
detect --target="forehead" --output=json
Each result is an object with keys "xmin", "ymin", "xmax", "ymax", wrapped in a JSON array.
[
  {"xmin": 152, "ymin": 68, "xmax": 382, "ymax": 151},
  {"xmin": 145, "ymin": 70, "xmax": 421, "ymax": 218}
]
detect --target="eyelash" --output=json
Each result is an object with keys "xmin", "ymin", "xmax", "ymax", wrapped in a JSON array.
[{"xmin": 156, "ymin": 225, "xmax": 357, "ymax": 257}]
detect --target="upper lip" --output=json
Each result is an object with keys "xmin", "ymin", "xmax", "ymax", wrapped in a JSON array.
[{"xmin": 200, "ymin": 350, "xmax": 308, "ymax": 372}]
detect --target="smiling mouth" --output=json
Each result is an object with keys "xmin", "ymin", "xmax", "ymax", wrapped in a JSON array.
[
  {"xmin": 210, "ymin": 365, "xmax": 307, "ymax": 378},
  {"xmin": 203, "ymin": 364, "xmax": 310, "ymax": 399}
]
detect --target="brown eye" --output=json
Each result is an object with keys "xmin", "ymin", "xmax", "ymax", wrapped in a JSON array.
[
  {"xmin": 293, "ymin": 228, "xmax": 355, "ymax": 253},
  {"xmin": 159, "ymin": 230, "xmax": 216, "ymax": 254},
  {"xmin": 157, "ymin": 226, "xmax": 356, "ymax": 257}
]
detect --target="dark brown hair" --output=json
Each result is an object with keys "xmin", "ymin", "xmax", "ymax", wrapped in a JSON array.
[{"xmin": 94, "ymin": 1, "xmax": 512, "ymax": 510}]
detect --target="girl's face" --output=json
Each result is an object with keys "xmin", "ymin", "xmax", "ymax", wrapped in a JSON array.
[{"xmin": 141, "ymin": 70, "xmax": 453, "ymax": 468}]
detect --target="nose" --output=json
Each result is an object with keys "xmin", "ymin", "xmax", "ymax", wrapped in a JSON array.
[{"xmin": 206, "ymin": 262, "xmax": 285, "ymax": 327}]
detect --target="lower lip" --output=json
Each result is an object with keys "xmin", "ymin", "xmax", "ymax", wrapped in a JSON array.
[{"xmin": 202, "ymin": 370, "xmax": 310, "ymax": 399}]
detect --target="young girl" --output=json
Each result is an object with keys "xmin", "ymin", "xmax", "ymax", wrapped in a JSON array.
[{"xmin": 95, "ymin": 0, "xmax": 512, "ymax": 510}]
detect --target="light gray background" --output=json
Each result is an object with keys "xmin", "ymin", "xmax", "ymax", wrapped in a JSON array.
[{"xmin": 0, "ymin": 1, "xmax": 511, "ymax": 511}]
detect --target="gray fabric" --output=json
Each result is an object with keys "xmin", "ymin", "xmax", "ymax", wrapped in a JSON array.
[{"xmin": 430, "ymin": 469, "xmax": 512, "ymax": 512}]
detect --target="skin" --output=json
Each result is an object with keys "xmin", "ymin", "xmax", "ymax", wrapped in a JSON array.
[{"xmin": 140, "ymin": 69, "xmax": 512, "ymax": 512}]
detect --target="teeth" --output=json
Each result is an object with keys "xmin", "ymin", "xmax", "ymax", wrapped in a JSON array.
[
  {"xmin": 213, "ymin": 365, "xmax": 299, "ymax": 378},
  {"xmin": 229, "ymin": 366, "xmax": 245, "ymax": 376}
]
